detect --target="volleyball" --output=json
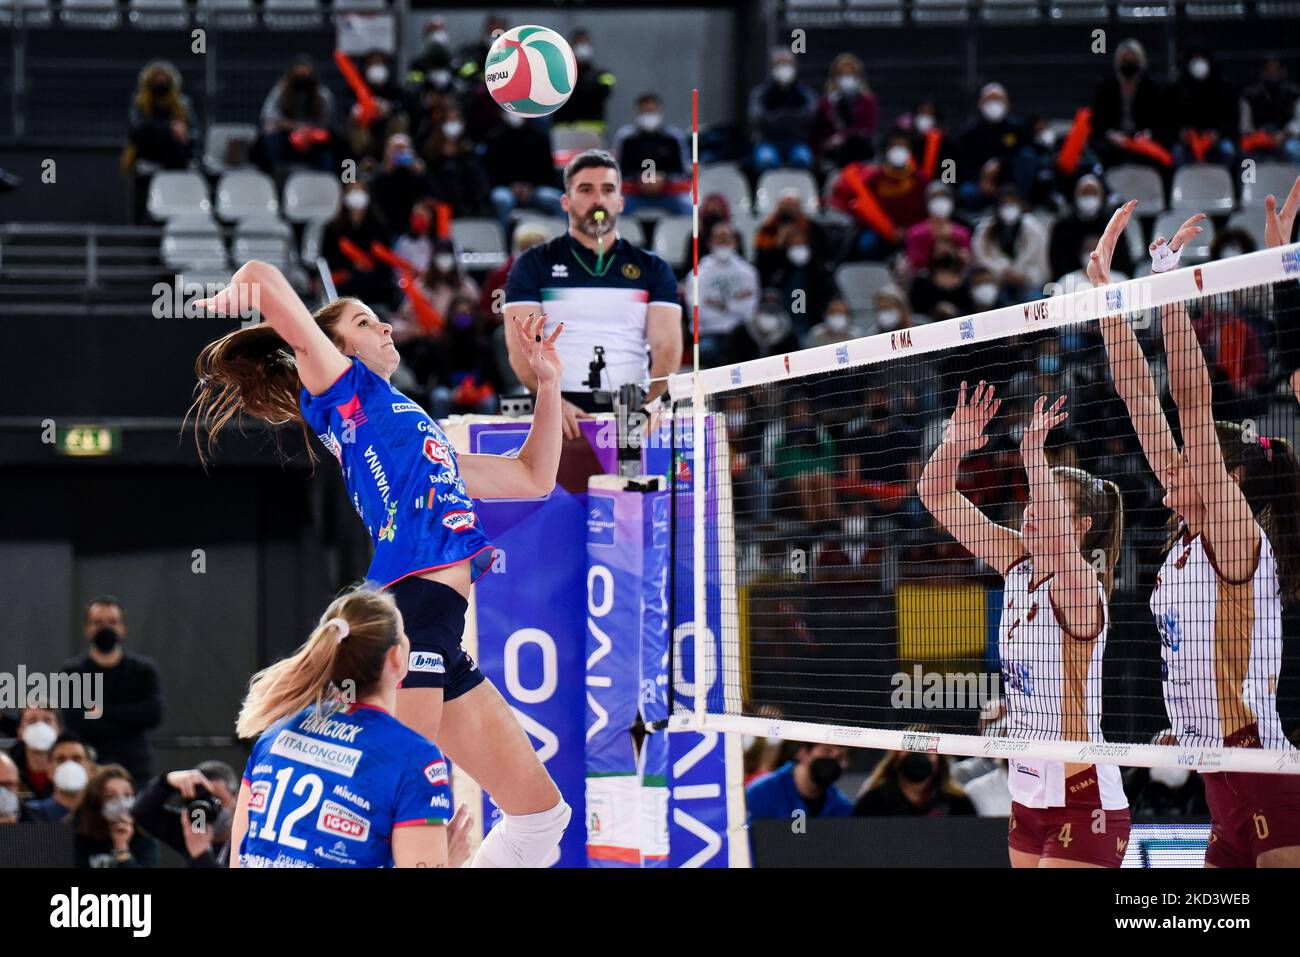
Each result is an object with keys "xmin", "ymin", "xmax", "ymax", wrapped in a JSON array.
[{"xmin": 484, "ymin": 24, "xmax": 577, "ymax": 118}]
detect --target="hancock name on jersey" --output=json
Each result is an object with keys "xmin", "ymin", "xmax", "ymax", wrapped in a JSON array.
[{"xmin": 298, "ymin": 711, "xmax": 365, "ymax": 744}]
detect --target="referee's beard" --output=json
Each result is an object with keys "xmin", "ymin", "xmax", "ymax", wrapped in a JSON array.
[{"xmin": 573, "ymin": 205, "xmax": 615, "ymax": 240}]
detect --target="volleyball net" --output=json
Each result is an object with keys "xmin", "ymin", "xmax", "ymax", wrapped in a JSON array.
[{"xmin": 666, "ymin": 242, "xmax": 1300, "ymax": 775}]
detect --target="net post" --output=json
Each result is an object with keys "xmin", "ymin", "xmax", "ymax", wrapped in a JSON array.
[{"xmin": 691, "ymin": 87, "xmax": 706, "ymax": 727}]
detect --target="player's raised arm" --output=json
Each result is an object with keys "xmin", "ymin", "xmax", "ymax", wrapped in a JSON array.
[{"xmin": 918, "ymin": 380, "xmax": 1026, "ymax": 575}]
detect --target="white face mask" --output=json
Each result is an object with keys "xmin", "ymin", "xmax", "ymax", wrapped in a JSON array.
[
  {"xmin": 21, "ymin": 721, "xmax": 58, "ymax": 752},
  {"xmin": 914, "ymin": 113, "xmax": 935, "ymax": 133},
  {"xmin": 0, "ymin": 787, "xmax": 18, "ymax": 820},
  {"xmin": 787, "ymin": 244, "xmax": 811, "ymax": 266},
  {"xmin": 365, "ymin": 64, "xmax": 389, "ymax": 87},
  {"xmin": 1220, "ymin": 244, "xmax": 1242, "ymax": 258},
  {"xmin": 886, "ymin": 145, "xmax": 911, "ymax": 168},
  {"xmin": 997, "ymin": 203, "xmax": 1021, "ymax": 226},
  {"xmin": 574, "ymin": 43, "xmax": 593, "ymax": 61},
  {"xmin": 981, "ymin": 99, "xmax": 1008, "ymax": 123},
  {"xmin": 1036, "ymin": 128, "xmax": 1056, "ymax": 149},
  {"xmin": 826, "ymin": 312, "xmax": 849, "ymax": 332},
  {"xmin": 54, "ymin": 760, "xmax": 89, "ymax": 795},
  {"xmin": 637, "ymin": 112, "xmax": 663, "ymax": 132},
  {"xmin": 928, "ymin": 196, "xmax": 954, "ymax": 219},
  {"xmin": 435, "ymin": 253, "xmax": 456, "ymax": 273},
  {"xmin": 971, "ymin": 283, "xmax": 998, "ymax": 307},
  {"xmin": 836, "ymin": 74, "xmax": 859, "ymax": 94},
  {"xmin": 430, "ymin": 29, "xmax": 449, "ymax": 46},
  {"xmin": 344, "ymin": 191, "xmax": 369, "ymax": 212},
  {"xmin": 1150, "ymin": 765, "xmax": 1190, "ymax": 789},
  {"xmin": 1076, "ymin": 194, "xmax": 1102, "ymax": 218},
  {"xmin": 875, "ymin": 307, "xmax": 902, "ymax": 330},
  {"xmin": 1189, "ymin": 58, "xmax": 1210, "ymax": 81},
  {"xmin": 503, "ymin": 112, "xmax": 525, "ymax": 128},
  {"xmin": 442, "ymin": 120, "xmax": 464, "ymax": 139},
  {"xmin": 103, "ymin": 796, "xmax": 134, "ymax": 823},
  {"xmin": 712, "ymin": 245, "xmax": 735, "ymax": 262},
  {"xmin": 773, "ymin": 64, "xmax": 796, "ymax": 85},
  {"xmin": 756, "ymin": 312, "xmax": 783, "ymax": 335},
  {"xmin": 430, "ymin": 69, "xmax": 451, "ymax": 87}
]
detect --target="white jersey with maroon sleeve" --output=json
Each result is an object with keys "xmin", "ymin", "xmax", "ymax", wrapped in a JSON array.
[
  {"xmin": 999, "ymin": 558, "xmax": 1128, "ymax": 810},
  {"xmin": 1150, "ymin": 526, "xmax": 1292, "ymax": 751}
]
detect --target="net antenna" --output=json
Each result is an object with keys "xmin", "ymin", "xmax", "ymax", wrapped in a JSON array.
[{"xmin": 691, "ymin": 86, "xmax": 706, "ymax": 727}]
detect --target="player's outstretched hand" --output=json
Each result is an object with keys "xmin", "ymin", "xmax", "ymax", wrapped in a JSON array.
[
  {"xmin": 1021, "ymin": 394, "xmax": 1068, "ymax": 457},
  {"xmin": 512, "ymin": 311, "xmax": 564, "ymax": 389},
  {"xmin": 1087, "ymin": 199, "xmax": 1137, "ymax": 288},
  {"xmin": 1265, "ymin": 175, "xmax": 1300, "ymax": 248},
  {"xmin": 947, "ymin": 380, "xmax": 1001, "ymax": 453}
]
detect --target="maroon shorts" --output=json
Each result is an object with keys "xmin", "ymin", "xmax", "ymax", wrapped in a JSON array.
[
  {"xmin": 1202, "ymin": 771, "xmax": 1300, "ymax": 868},
  {"xmin": 1009, "ymin": 802, "xmax": 1132, "ymax": 867}
]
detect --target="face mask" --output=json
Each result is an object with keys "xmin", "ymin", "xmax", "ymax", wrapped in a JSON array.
[
  {"xmin": 452, "ymin": 311, "xmax": 474, "ymax": 330},
  {"xmin": 0, "ymin": 787, "xmax": 18, "ymax": 819},
  {"xmin": 54, "ymin": 760, "xmax": 89, "ymax": 795},
  {"xmin": 430, "ymin": 68, "xmax": 451, "ymax": 87},
  {"xmin": 1036, "ymin": 129, "xmax": 1056, "ymax": 150},
  {"xmin": 914, "ymin": 113, "xmax": 935, "ymax": 133},
  {"xmin": 103, "ymin": 796, "xmax": 134, "ymax": 823},
  {"xmin": 344, "ymin": 191, "xmax": 369, "ymax": 212},
  {"xmin": 91, "ymin": 627, "xmax": 120, "ymax": 653},
  {"xmin": 928, "ymin": 196, "xmax": 954, "ymax": 219},
  {"xmin": 787, "ymin": 244, "xmax": 811, "ymax": 266},
  {"xmin": 1076, "ymin": 194, "xmax": 1102, "ymax": 219},
  {"xmin": 886, "ymin": 145, "xmax": 911, "ymax": 168},
  {"xmin": 1220, "ymin": 244, "xmax": 1242, "ymax": 258},
  {"xmin": 393, "ymin": 149, "xmax": 414, "ymax": 167},
  {"xmin": 435, "ymin": 253, "xmax": 456, "ymax": 273},
  {"xmin": 21, "ymin": 721, "xmax": 58, "ymax": 752},
  {"xmin": 810, "ymin": 757, "xmax": 843, "ymax": 788},
  {"xmin": 1189, "ymin": 58, "xmax": 1210, "ymax": 81},
  {"xmin": 442, "ymin": 120, "xmax": 464, "ymax": 139},
  {"xmin": 712, "ymin": 245, "xmax": 735, "ymax": 262},
  {"xmin": 1119, "ymin": 59, "xmax": 1141, "ymax": 79},
  {"xmin": 574, "ymin": 42, "xmax": 593, "ymax": 61},
  {"xmin": 981, "ymin": 99, "xmax": 1007, "ymax": 123},
  {"xmin": 933, "ymin": 254, "xmax": 960, "ymax": 272},
  {"xmin": 1037, "ymin": 355, "xmax": 1061, "ymax": 375},
  {"xmin": 971, "ymin": 283, "xmax": 998, "ymax": 307},
  {"xmin": 997, "ymin": 203, "xmax": 1021, "ymax": 226},
  {"xmin": 899, "ymin": 752, "xmax": 935, "ymax": 784},
  {"xmin": 756, "ymin": 313, "xmax": 783, "ymax": 335},
  {"xmin": 410, "ymin": 210, "xmax": 431, "ymax": 235},
  {"xmin": 151, "ymin": 79, "xmax": 172, "ymax": 97},
  {"xmin": 292, "ymin": 74, "xmax": 316, "ymax": 91},
  {"xmin": 826, "ymin": 312, "xmax": 849, "ymax": 332},
  {"xmin": 637, "ymin": 112, "xmax": 663, "ymax": 132},
  {"xmin": 429, "ymin": 29, "xmax": 449, "ymax": 47},
  {"xmin": 1150, "ymin": 766, "xmax": 1190, "ymax": 789},
  {"xmin": 875, "ymin": 307, "xmax": 902, "ymax": 330},
  {"xmin": 836, "ymin": 74, "xmax": 859, "ymax": 94},
  {"xmin": 365, "ymin": 64, "xmax": 389, "ymax": 87},
  {"xmin": 773, "ymin": 64, "xmax": 796, "ymax": 85},
  {"xmin": 503, "ymin": 112, "xmax": 525, "ymax": 128}
]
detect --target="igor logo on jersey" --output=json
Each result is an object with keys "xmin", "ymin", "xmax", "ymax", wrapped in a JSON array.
[
  {"xmin": 423, "ymin": 436, "xmax": 455, "ymax": 469},
  {"xmin": 409, "ymin": 652, "xmax": 445, "ymax": 674},
  {"xmin": 424, "ymin": 759, "xmax": 449, "ymax": 786},
  {"xmin": 441, "ymin": 510, "xmax": 476, "ymax": 533},
  {"xmin": 317, "ymin": 800, "xmax": 370, "ymax": 842},
  {"xmin": 247, "ymin": 780, "xmax": 272, "ymax": 813}
]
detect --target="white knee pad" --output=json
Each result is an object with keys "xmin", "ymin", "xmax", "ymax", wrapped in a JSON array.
[{"xmin": 471, "ymin": 800, "xmax": 572, "ymax": 868}]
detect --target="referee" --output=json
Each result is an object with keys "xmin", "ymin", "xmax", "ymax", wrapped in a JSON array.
[{"xmin": 504, "ymin": 149, "xmax": 683, "ymax": 438}]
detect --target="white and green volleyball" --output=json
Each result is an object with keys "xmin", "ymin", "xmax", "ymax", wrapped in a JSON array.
[{"xmin": 484, "ymin": 25, "xmax": 577, "ymax": 119}]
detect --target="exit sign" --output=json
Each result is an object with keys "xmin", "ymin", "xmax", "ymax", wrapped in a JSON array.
[{"xmin": 58, "ymin": 425, "xmax": 121, "ymax": 457}]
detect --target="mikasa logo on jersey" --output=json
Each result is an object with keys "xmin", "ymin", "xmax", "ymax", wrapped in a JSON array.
[
  {"xmin": 409, "ymin": 652, "xmax": 445, "ymax": 674},
  {"xmin": 317, "ymin": 800, "xmax": 370, "ymax": 842}
]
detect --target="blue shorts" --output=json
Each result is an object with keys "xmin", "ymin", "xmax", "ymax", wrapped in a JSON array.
[{"xmin": 388, "ymin": 576, "xmax": 485, "ymax": 701}]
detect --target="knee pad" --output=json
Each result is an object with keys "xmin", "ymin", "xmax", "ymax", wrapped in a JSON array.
[{"xmin": 472, "ymin": 800, "xmax": 572, "ymax": 868}]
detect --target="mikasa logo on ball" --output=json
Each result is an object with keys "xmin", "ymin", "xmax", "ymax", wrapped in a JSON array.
[{"xmin": 409, "ymin": 652, "xmax": 445, "ymax": 674}]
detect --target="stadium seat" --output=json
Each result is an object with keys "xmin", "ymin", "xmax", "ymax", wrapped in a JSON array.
[
  {"xmin": 699, "ymin": 163, "xmax": 752, "ymax": 215},
  {"xmin": 1106, "ymin": 165, "xmax": 1165, "ymax": 213},
  {"xmin": 1240, "ymin": 162, "xmax": 1300, "ymax": 209},
  {"xmin": 1226, "ymin": 210, "xmax": 1269, "ymax": 250},
  {"xmin": 161, "ymin": 216, "xmax": 228, "ymax": 271},
  {"xmin": 912, "ymin": 0, "xmax": 969, "ymax": 23},
  {"xmin": 146, "ymin": 171, "xmax": 213, "ymax": 222},
  {"xmin": 282, "ymin": 171, "xmax": 341, "ymax": 224},
  {"xmin": 195, "ymin": 0, "xmax": 254, "ymax": 8},
  {"xmin": 731, "ymin": 212, "xmax": 762, "ymax": 257},
  {"xmin": 127, "ymin": 0, "xmax": 187, "ymax": 29},
  {"xmin": 263, "ymin": 0, "xmax": 319, "ymax": 8},
  {"xmin": 0, "ymin": 0, "xmax": 52, "ymax": 26},
  {"xmin": 513, "ymin": 216, "xmax": 568, "ymax": 242},
  {"xmin": 754, "ymin": 169, "xmax": 819, "ymax": 216},
  {"xmin": 834, "ymin": 262, "xmax": 894, "ymax": 311},
  {"xmin": 233, "ymin": 216, "xmax": 294, "ymax": 270},
  {"xmin": 1185, "ymin": 1, "xmax": 1246, "ymax": 17},
  {"xmin": 1048, "ymin": 0, "xmax": 1108, "ymax": 20},
  {"xmin": 980, "ymin": 0, "xmax": 1041, "ymax": 20},
  {"xmin": 844, "ymin": 0, "xmax": 905, "ymax": 27},
  {"xmin": 215, "ymin": 170, "xmax": 279, "ymax": 223},
  {"xmin": 335, "ymin": 0, "xmax": 387, "ymax": 9},
  {"xmin": 552, "ymin": 127, "xmax": 604, "ymax": 154},
  {"xmin": 1170, "ymin": 163, "xmax": 1235, "ymax": 213},
  {"xmin": 1152, "ymin": 212, "xmax": 1215, "ymax": 261},
  {"xmin": 651, "ymin": 215, "xmax": 693, "ymax": 270},
  {"xmin": 59, "ymin": 0, "xmax": 120, "ymax": 27},
  {"xmin": 451, "ymin": 218, "xmax": 508, "ymax": 268},
  {"xmin": 203, "ymin": 123, "xmax": 259, "ymax": 176},
  {"xmin": 616, "ymin": 217, "xmax": 646, "ymax": 247}
]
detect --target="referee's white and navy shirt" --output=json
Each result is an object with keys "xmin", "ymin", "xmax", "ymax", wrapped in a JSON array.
[{"xmin": 504, "ymin": 231, "xmax": 681, "ymax": 399}]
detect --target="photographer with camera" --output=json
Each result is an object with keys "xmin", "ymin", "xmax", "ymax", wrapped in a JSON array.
[{"xmin": 131, "ymin": 761, "xmax": 237, "ymax": 867}]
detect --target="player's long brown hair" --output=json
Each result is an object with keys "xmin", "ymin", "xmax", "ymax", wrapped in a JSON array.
[
  {"xmin": 187, "ymin": 297, "xmax": 362, "ymax": 467},
  {"xmin": 1054, "ymin": 467, "xmax": 1125, "ymax": 598},
  {"xmin": 235, "ymin": 585, "xmax": 401, "ymax": 740}
]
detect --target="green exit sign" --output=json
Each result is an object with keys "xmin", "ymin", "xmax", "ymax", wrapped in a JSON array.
[{"xmin": 59, "ymin": 425, "xmax": 121, "ymax": 457}]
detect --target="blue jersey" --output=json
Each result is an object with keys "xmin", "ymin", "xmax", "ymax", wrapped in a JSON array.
[
  {"xmin": 299, "ymin": 358, "xmax": 494, "ymax": 588},
  {"xmin": 239, "ymin": 703, "xmax": 453, "ymax": 868}
]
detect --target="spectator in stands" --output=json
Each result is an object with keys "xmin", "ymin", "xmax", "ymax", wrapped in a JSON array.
[
  {"xmin": 321, "ymin": 182, "xmax": 394, "ymax": 305},
  {"xmin": 482, "ymin": 110, "xmax": 565, "ymax": 232},
  {"xmin": 687, "ymin": 192, "xmax": 742, "ymax": 264},
  {"xmin": 900, "ymin": 99, "xmax": 958, "ymax": 182},
  {"xmin": 854, "ymin": 749, "xmax": 976, "ymax": 816},
  {"xmin": 613, "ymin": 93, "xmax": 693, "ymax": 216},
  {"xmin": 774, "ymin": 397, "xmax": 838, "ymax": 524},
  {"xmin": 1049, "ymin": 174, "xmax": 1133, "ymax": 281},
  {"xmin": 133, "ymin": 763, "xmax": 238, "ymax": 868},
  {"xmin": 60, "ymin": 596, "xmax": 163, "ymax": 789},
  {"xmin": 811, "ymin": 53, "xmax": 877, "ymax": 168},
  {"xmin": 0, "ymin": 752, "xmax": 20, "ymax": 824},
  {"xmin": 1171, "ymin": 46, "xmax": 1239, "ymax": 168},
  {"xmin": 395, "ymin": 240, "xmax": 481, "ymax": 391},
  {"xmin": 804, "ymin": 297, "xmax": 865, "ymax": 350},
  {"xmin": 124, "ymin": 60, "xmax": 196, "ymax": 175},
  {"xmin": 687, "ymin": 221, "xmax": 760, "ymax": 368},
  {"xmin": 971, "ymin": 185, "xmax": 1048, "ymax": 300},
  {"xmin": 830, "ymin": 130, "xmax": 929, "ymax": 260},
  {"xmin": 1212, "ymin": 226, "xmax": 1257, "ymax": 261},
  {"xmin": 260, "ymin": 55, "xmax": 336, "ymax": 179},
  {"xmin": 745, "ymin": 742, "xmax": 853, "ymax": 821},
  {"xmin": 754, "ymin": 191, "xmax": 835, "ymax": 328},
  {"xmin": 904, "ymin": 181, "xmax": 971, "ymax": 273},
  {"xmin": 454, "ymin": 14, "xmax": 506, "ymax": 88},
  {"xmin": 870, "ymin": 284, "xmax": 916, "ymax": 335},
  {"xmin": 440, "ymin": 293, "xmax": 499, "ymax": 415},
  {"xmin": 407, "ymin": 17, "xmax": 456, "ymax": 98},
  {"xmin": 423, "ymin": 105, "xmax": 490, "ymax": 217},
  {"xmin": 749, "ymin": 48, "xmax": 817, "ymax": 172},
  {"xmin": 480, "ymin": 223, "xmax": 548, "ymax": 325},
  {"xmin": 1056, "ymin": 233, "xmax": 1128, "ymax": 294},
  {"xmin": 1243, "ymin": 59, "xmax": 1300, "ymax": 161},
  {"xmin": 1090, "ymin": 39, "xmax": 1172, "ymax": 171},
  {"xmin": 457, "ymin": 17, "xmax": 511, "ymax": 145},
  {"xmin": 1020, "ymin": 115, "xmax": 1069, "ymax": 208},
  {"xmin": 370, "ymin": 133, "xmax": 437, "ymax": 243},
  {"xmin": 736, "ymin": 289, "xmax": 801, "ymax": 362},
  {"xmin": 392, "ymin": 199, "xmax": 437, "ymax": 280},
  {"xmin": 956, "ymin": 84, "xmax": 1026, "ymax": 194},
  {"xmin": 345, "ymin": 51, "xmax": 413, "ymax": 164},
  {"xmin": 841, "ymin": 395, "xmax": 922, "ymax": 512},
  {"xmin": 551, "ymin": 29, "xmax": 617, "ymax": 135},
  {"xmin": 23, "ymin": 733, "xmax": 93, "ymax": 823},
  {"xmin": 958, "ymin": 157, "xmax": 1005, "ymax": 218},
  {"xmin": 907, "ymin": 240, "xmax": 973, "ymax": 322},
  {"xmin": 9, "ymin": 704, "xmax": 59, "ymax": 801},
  {"xmin": 73, "ymin": 765, "xmax": 156, "ymax": 868}
]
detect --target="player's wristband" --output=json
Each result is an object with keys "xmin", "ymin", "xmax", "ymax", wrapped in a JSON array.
[{"xmin": 1149, "ymin": 240, "xmax": 1181, "ymax": 274}]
